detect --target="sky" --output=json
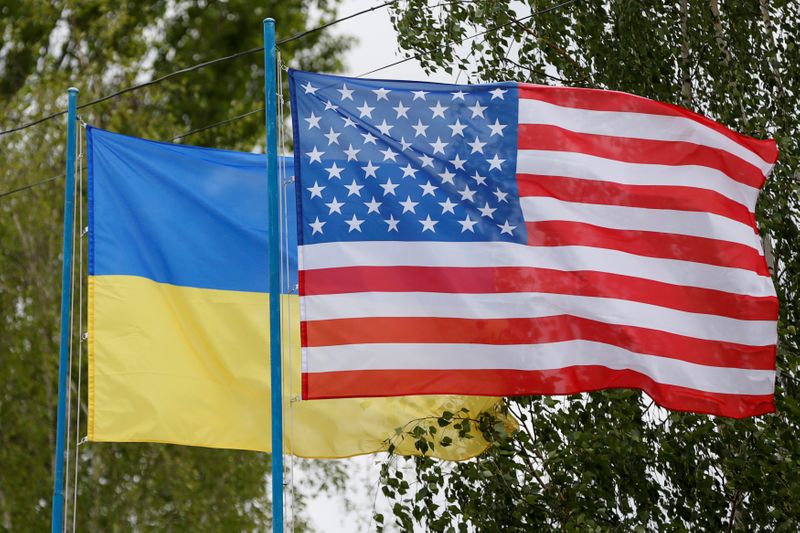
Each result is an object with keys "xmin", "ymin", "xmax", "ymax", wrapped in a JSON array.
[{"xmin": 333, "ymin": 0, "xmax": 463, "ymax": 82}]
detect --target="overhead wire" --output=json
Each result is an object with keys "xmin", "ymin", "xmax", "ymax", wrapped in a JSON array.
[
  {"xmin": 356, "ymin": 0, "xmax": 578, "ymax": 77},
  {"xmin": 0, "ymin": 1, "xmax": 396, "ymax": 138},
  {"xmin": 0, "ymin": 0, "xmax": 578, "ymax": 200},
  {"xmin": 0, "ymin": 175, "xmax": 60, "ymax": 199},
  {"xmin": 169, "ymin": 108, "xmax": 264, "ymax": 142}
]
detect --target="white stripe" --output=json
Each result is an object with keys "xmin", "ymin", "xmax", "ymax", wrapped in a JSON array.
[
  {"xmin": 518, "ymin": 97, "xmax": 774, "ymax": 174},
  {"xmin": 299, "ymin": 241, "xmax": 776, "ymax": 298},
  {"xmin": 301, "ymin": 291, "xmax": 776, "ymax": 346},
  {"xmin": 305, "ymin": 341, "xmax": 775, "ymax": 395},
  {"xmin": 520, "ymin": 196, "xmax": 761, "ymax": 251},
  {"xmin": 517, "ymin": 149, "xmax": 760, "ymax": 212}
]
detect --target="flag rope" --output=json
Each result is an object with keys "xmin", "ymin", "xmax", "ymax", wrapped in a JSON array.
[
  {"xmin": 276, "ymin": 49, "xmax": 296, "ymax": 530},
  {"xmin": 70, "ymin": 119, "xmax": 87, "ymax": 533},
  {"xmin": 61, "ymin": 109, "xmax": 80, "ymax": 532}
]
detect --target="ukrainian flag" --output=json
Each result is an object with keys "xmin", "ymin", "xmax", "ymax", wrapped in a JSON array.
[{"xmin": 87, "ymin": 127, "xmax": 505, "ymax": 459}]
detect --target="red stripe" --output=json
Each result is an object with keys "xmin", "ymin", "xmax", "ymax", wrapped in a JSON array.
[
  {"xmin": 517, "ymin": 124, "xmax": 765, "ymax": 189},
  {"xmin": 303, "ymin": 316, "xmax": 776, "ymax": 370},
  {"xmin": 518, "ymin": 84, "xmax": 778, "ymax": 164},
  {"xmin": 301, "ymin": 266, "xmax": 777, "ymax": 320},
  {"xmin": 525, "ymin": 220, "xmax": 770, "ymax": 276},
  {"xmin": 303, "ymin": 368, "xmax": 775, "ymax": 418},
  {"xmin": 516, "ymin": 174, "xmax": 755, "ymax": 227}
]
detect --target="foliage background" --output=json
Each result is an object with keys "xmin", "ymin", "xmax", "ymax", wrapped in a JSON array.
[
  {"xmin": 2, "ymin": 0, "xmax": 799, "ymax": 531},
  {"xmin": 377, "ymin": 0, "xmax": 800, "ymax": 531},
  {"xmin": 0, "ymin": 1, "xmax": 350, "ymax": 530}
]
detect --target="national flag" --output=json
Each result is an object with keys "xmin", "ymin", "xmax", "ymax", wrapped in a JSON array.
[
  {"xmin": 87, "ymin": 126, "xmax": 507, "ymax": 458},
  {"xmin": 289, "ymin": 70, "xmax": 779, "ymax": 418}
]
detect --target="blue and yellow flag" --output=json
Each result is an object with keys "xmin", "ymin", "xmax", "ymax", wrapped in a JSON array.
[{"xmin": 87, "ymin": 127, "xmax": 505, "ymax": 459}]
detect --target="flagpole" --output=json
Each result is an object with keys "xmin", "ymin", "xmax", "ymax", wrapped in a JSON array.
[
  {"xmin": 263, "ymin": 18, "xmax": 284, "ymax": 533},
  {"xmin": 51, "ymin": 87, "xmax": 79, "ymax": 533}
]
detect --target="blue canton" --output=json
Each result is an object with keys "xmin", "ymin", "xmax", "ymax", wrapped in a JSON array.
[{"xmin": 289, "ymin": 70, "xmax": 525, "ymax": 245}]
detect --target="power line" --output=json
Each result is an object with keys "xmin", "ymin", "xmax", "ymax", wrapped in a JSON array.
[
  {"xmin": 357, "ymin": 0, "xmax": 578, "ymax": 77},
  {"xmin": 0, "ymin": 2, "xmax": 396, "ymax": 138},
  {"xmin": 170, "ymin": 107, "xmax": 264, "ymax": 142},
  {"xmin": 278, "ymin": 1, "xmax": 394, "ymax": 46},
  {"xmin": 0, "ymin": 175, "xmax": 60, "ymax": 199},
  {"xmin": 0, "ymin": 0, "xmax": 578, "ymax": 200}
]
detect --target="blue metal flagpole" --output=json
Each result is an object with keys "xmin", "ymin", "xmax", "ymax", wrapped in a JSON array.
[
  {"xmin": 51, "ymin": 87, "xmax": 79, "ymax": 533},
  {"xmin": 263, "ymin": 18, "xmax": 284, "ymax": 533}
]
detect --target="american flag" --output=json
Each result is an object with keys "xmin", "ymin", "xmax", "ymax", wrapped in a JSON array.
[{"xmin": 288, "ymin": 69, "xmax": 778, "ymax": 418}]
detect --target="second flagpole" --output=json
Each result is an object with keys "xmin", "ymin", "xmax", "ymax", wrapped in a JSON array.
[{"xmin": 263, "ymin": 17, "xmax": 285, "ymax": 533}]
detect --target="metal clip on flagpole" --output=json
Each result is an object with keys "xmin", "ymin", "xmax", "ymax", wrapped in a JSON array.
[
  {"xmin": 263, "ymin": 18, "xmax": 285, "ymax": 533},
  {"xmin": 52, "ymin": 87, "xmax": 79, "ymax": 533}
]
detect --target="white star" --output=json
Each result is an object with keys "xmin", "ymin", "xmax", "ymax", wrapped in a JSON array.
[
  {"xmin": 324, "ymin": 100, "xmax": 338, "ymax": 111},
  {"xmin": 419, "ymin": 214, "xmax": 439, "ymax": 232},
  {"xmin": 309, "ymin": 217, "xmax": 326, "ymax": 235},
  {"xmin": 449, "ymin": 154, "xmax": 466, "ymax": 170},
  {"xmin": 399, "ymin": 137, "xmax": 413, "ymax": 151},
  {"xmin": 325, "ymin": 163, "xmax": 344, "ymax": 179},
  {"xmin": 418, "ymin": 154, "xmax": 435, "ymax": 168},
  {"xmin": 429, "ymin": 137, "xmax": 448, "ymax": 155},
  {"xmin": 376, "ymin": 119, "xmax": 394, "ymax": 136},
  {"xmin": 345, "ymin": 214, "xmax": 364, "ymax": 232},
  {"xmin": 470, "ymin": 170, "xmax": 487, "ymax": 186},
  {"xmin": 438, "ymin": 197, "xmax": 458, "ymax": 214},
  {"xmin": 302, "ymin": 81, "xmax": 318, "ymax": 94},
  {"xmin": 438, "ymin": 168, "xmax": 456, "ymax": 185},
  {"xmin": 393, "ymin": 101, "xmax": 410, "ymax": 119},
  {"xmin": 307, "ymin": 181, "xmax": 325, "ymax": 198},
  {"xmin": 304, "ymin": 112, "xmax": 321, "ymax": 129},
  {"xmin": 493, "ymin": 188, "xmax": 509, "ymax": 203},
  {"xmin": 345, "ymin": 180, "xmax": 364, "ymax": 197},
  {"xmin": 459, "ymin": 215, "xmax": 478, "ymax": 233},
  {"xmin": 412, "ymin": 90, "xmax": 428, "ymax": 101},
  {"xmin": 357, "ymin": 101, "xmax": 375, "ymax": 118},
  {"xmin": 338, "ymin": 84, "xmax": 354, "ymax": 100},
  {"xmin": 362, "ymin": 160, "xmax": 379, "ymax": 178},
  {"xmin": 412, "ymin": 119, "xmax": 429, "ymax": 137},
  {"xmin": 325, "ymin": 197, "xmax": 344, "ymax": 214},
  {"xmin": 419, "ymin": 180, "xmax": 438, "ymax": 196},
  {"xmin": 448, "ymin": 119, "xmax": 467, "ymax": 137},
  {"xmin": 384, "ymin": 214, "xmax": 400, "ymax": 232},
  {"xmin": 400, "ymin": 196, "xmax": 419, "ymax": 214},
  {"xmin": 380, "ymin": 178, "xmax": 399, "ymax": 196},
  {"xmin": 487, "ymin": 154, "xmax": 506, "ymax": 171},
  {"xmin": 490, "ymin": 88, "xmax": 507, "ymax": 100},
  {"xmin": 478, "ymin": 202, "xmax": 496, "ymax": 218},
  {"xmin": 364, "ymin": 196, "xmax": 382, "ymax": 213},
  {"xmin": 401, "ymin": 164, "xmax": 418, "ymax": 178},
  {"xmin": 361, "ymin": 132, "xmax": 377, "ymax": 144},
  {"xmin": 372, "ymin": 87, "xmax": 391, "ymax": 101},
  {"xmin": 344, "ymin": 144, "xmax": 360, "ymax": 161},
  {"xmin": 458, "ymin": 185, "xmax": 476, "ymax": 202},
  {"xmin": 468, "ymin": 101, "xmax": 487, "ymax": 118},
  {"xmin": 467, "ymin": 136, "xmax": 487, "ymax": 154},
  {"xmin": 342, "ymin": 116, "xmax": 357, "ymax": 128},
  {"xmin": 497, "ymin": 220, "xmax": 517, "ymax": 235},
  {"xmin": 451, "ymin": 90, "xmax": 467, "ymax": 101},
  {"xmin": 380, "ymin": 147, "xmax": 398, "ymax": 162},
  {"xmin": 429, "ymin": 101, "xmax": 447, "ymax": 118},
  {"xmin": 324, "ymin": 128, "xmax": 341, "ymax": 145},
  {"xmin": 306, "ymin": 146, "xmax": 324, "ymax": 164},
  {"xmin": 488, "ymin": 119, "xmax": 507, "ymax": 137}
]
